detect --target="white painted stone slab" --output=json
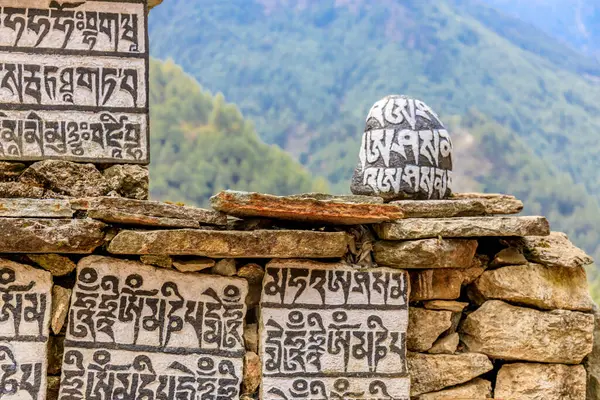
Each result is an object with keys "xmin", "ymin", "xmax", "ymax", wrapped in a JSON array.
[
  {"xmin": 0, "ymin": 258, "xmax": 52, "ymax": 400},
  {"xmin": 260, "ymin": 259, "xmax": 410, "ymax": 400},
  {"xmin": 59, "ymin": 256, "xmax": 248, "ymax": 399}
]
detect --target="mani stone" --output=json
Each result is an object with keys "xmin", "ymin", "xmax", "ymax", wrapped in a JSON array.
[
  {"xmin": 20, "ymin": 160, "xmax": 111, "ymax": 197},
  {"xmin": 374, "ymin": 216, "xmax": 550, "ymax": 240},
  {"xmin": 108, "ymin": 229, "xmax": 352, "ymax": 258},
  {"xmin": 496, "ymin": 363, "xmax": 586, "ymax": 400},
  {"xmin": 391, "ymin": 194, "xmax": 523, "ymax": 218},
  {"xmin": 260, "ymin": 260, "xmax": 410, "ymax": 399},
  {"xmin": 374, "ymin": 238, "xmax": 477, "ymax": 268},
  {"xmin": 27, "ymin": 254, "xmax": 77, "ymax": 276},
  {"xmin": 410, "ymin": 267, "xmax": 484, "ymax": 301},
  {"xmin": 0, "ymin": 199, "xmax": 73, "ymax": 218},
  {"xmin": 469, "ymin": 263, "xmax": 594, "ymax": 311},
  {"xmin": 415, "ymin": 377, "xmax": 492, "ymax": 399},
  {"xmin": 511, "ymin": 231, "xmax": 594, "ymax": 269},
  {"xmin": 351, "ymin": 95, "xmax": 453, "ymax": 201},
  {"xmin": 51, "ymin": 285, "xmax": 72, "ymax": 335},
  {"xmin": 210, "ymin": 190, "xmax": 405, "ymax": 225},
  {"xmin": 408, "ymin": 352, "xmax": 493, "ymax": 396},
  {"xmin": 428, "ymin": 332, "xmax": 460, "ymax": 355},
  {"xmin": 60, "ymin": 256, "xmax": 249, "ymax": 399},
  {"xmin": 103, "ymin": 164, "xmax": 149, "ymax": 200},
  {"xmin": 0, "ymin": 218, "xmax": 105, "ymax": 254},
  {"xmin": 0, "ymin": 259, "xmax": 52, "ymax": 400},
  {"xmin": 460, "ymin": 300, "xmax": 594, "ymax": 364},
  {"xmin": 408, "ymin": 308, "xmax": 453, "ymax": 352}
]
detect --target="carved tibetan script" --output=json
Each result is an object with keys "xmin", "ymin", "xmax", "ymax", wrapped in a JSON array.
[
  {"xmin": 59, "ymin": 256, "xmax": 248, "ymax": 400},
  {"xmin": 0, "ymin": 0, "xmax": 149, "ymax": 163},
  {"xmin": 260, "ymin": 260, "xmax": 410, "ymax": 400},
  {"xmin": 0, "ymin": 259, "xmax": 52, "ymax": 400}
]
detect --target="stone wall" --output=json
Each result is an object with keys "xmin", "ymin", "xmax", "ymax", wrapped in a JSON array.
[{"xmin": 0, "ymin": 189, "xmax": 595, "ymax": 399}]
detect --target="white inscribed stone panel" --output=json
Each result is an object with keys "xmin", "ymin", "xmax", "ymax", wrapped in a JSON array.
[
  {"xmin": 59, "ymin": 256, "xmax": 248, "ymax": 400},
  {"xmin": 260, "ymin": 260, "xmax": 410, "ymax": 400},
  {"xmin": 0, "ymin": 259, "xmax": 52, "ymax": 400}
]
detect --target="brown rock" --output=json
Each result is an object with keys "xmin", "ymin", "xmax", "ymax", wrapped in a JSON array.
[
  {"xmin": 451, "ymin": 193, "xmax": 524, "ymax": 214},
  {"xmin": 238, "ymin": 263, "xmax": 265, "ymax": 285},
  {"xmin": 587, "ymin": 304, "xmax": 600, "ymax": 400},
  {"xmin": 51, "ymin": 285, "xmax": 71, "ymax": 335},
  {"xmin": 243, "ymin": 351, "xmax": 261, "ymax": 395},
  {"xmin": 0, "ymin": 218, "xmax": 105, "ymax": 253},
  {"xmin": 210, "ymin": 190, "xmax": 404, "ymax": 225},
  {"xmin": 0, "ymin": 199, "xmax": 73, "ymax": 218},
  {"xmin": 27, "ymin": 254, "xmax": 77, "ymax": 276},
  {"xmin": 424, "ymin": 300, "xmax": 469, "ymax": 312},
  {"xmin": 428, "ymin": 332, "xmax": 459, "ymax": 355},
  {"xmin": 496, "ymin": 363, "xmax": 586, "ymax": 400},
  {"xmin": 416, "ymin": 378, "xmax": 492, "ymax": 399},
  {"xmin": 88, "ymin": 209, "xmax": 201, "ymax": 228},
  {"xmin": 408, "ymin": 352, "xmax": 493, "ymax": 396},
  {"xmin": 108, "ymin": 229, "xmax": 352, "ymax": 258},
  {"xmin": 47, "ymin": 376, "xmax": 60, "ymax": 400},
  {"xmin": 374, "ymin": 238, "xmax": 477, "ymax": 269},
  {"xmin": 212, "ymin": 259, "xmax": 237, "ymax": 276},
  {"xmin": 103, "ymin": 164, "xmax": 149, "ymax": 200},
  {"xmin": 20, "ymin": 160, "xmax": 110, "ymax": 197},
  {"xmin": 246, "ymin": 284, "xmax": 262, "ymax": 309},
  {"xmin": 72, "ymin": 197, "xmax": 227, "ymax": 226},
  {"xmin": 288, "ymin": 192, "xmax": 384, "ymax": 203},
  {"xmin": 47, "ymin": 335, "xmax": 64, "ymax": 375},
  {"xmin": 148, "ymin": 0, "xmax": 163, "ymax": 10},
  {"xmin": 392, "ymin": 195, "xmax": 522, "ymax": 217},
  {"xmin": 0, "ymin": 161, "xmax": 26, "ymax": 180},
  {"xmin": 140, "ymin": 254, "xmax": 173, "ymax": 269},
  {"xmin": 172, "ymin": 258, "xmax": 215, "ymax": 272},
  {"xmin": 375, "ymin": 216, "xmax": 550, "ymax": 240},
  {"xmin": 0, "ymin": 182, "xmax": 44, "ymax": 198},
  {"xmin": 244, "ymin": 323, "xmax": 258, "ymax": 353},
  {"xmin": 511, "ymin": 231, "xmax": 594, "ymax": 268},
  {"xmin": 408, "ymin": 308, "xmax": 453, "ymax": 352},
  {"xmin": 410, "ymin": 269, "xmax": 469, "ymax": 301},
  {"xmin": 470, "ymin": 263, "xmax": 594, "ymax": 311},
  {"xmin": 460, "ymin": 300, "xmax": 594, "ymax": 364},
  {"xmin": 491, "ymin": 247, "xmax": 527, "ymax": 267}
]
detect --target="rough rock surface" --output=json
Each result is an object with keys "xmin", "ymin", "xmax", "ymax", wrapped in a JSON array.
[
  {"xmin": 51, "ymin": 285, "xmax": 71, "ymax": 335},
  {"xmin": 47, "ymin": 376, "xmax": 60, "ymax": 400},
  {"xmin": 491, "ymin": 247, "xmax": 527, "ymax": 267},
  {"xmin": 470, "ymin": 263, "xmax": 594, "ymax": 311},
  {"xmin": 496, "ymin": 363, "xmax": 587, "ymax": 400},
  {"xmin": 27, "ymin": 254, "xmax": 77, "ymax": 276},
  {"xmin": 374, "ymin": 238, "xmax": 477, "ymax": 268},
  {"xmin": 20, "ymin": 160, "xmax": 111, "ymax": 197},
  {"xmin": 88, "ymin": 209, "xmax": 201, "ymax": 228},
  {"xmin": 212, "ymin": 259, "xmax": 237, "ymax": 276},
  {"xmin": 410, "ymin": 269, "xmax": 481, "ymax": 301},
  {"xmin": 172, "ymin": 258, "xmax": 215, "ymax": 272},
  {"xmin": 103, "ymin": 164, "xmax": 149, "ymax": 200},
  {"xmin": 72, "ymin": 197, "xmax": 227, "ymax": 226},
  {"xmin": 243, "ymin": 351, "xmax": 261, "ymax": 395},
  {"xmin": 424, "ymin": 300, "xmax": 469, "ymax": 312},
  {"xmin": 108, "ymin": 229, "xmax": 352, "ymax": 258},
  {"xmin": 0, "ymin": 182, "xmax": 44, "ymax": 198},
  {"xmin": 451, "ymin": 193, "xmax": 524, "ymax": 214},
  {"xmin": 140, "ymin": 254, "xmax": 173, "ymax": 268},
  {"xmin": 0, "ymin": 199, "xmax": 73, "ymax": 218},
  {"xmin": 0, "ymin": 161, "xmax": 26, "ymax": 180},
  {"xmin": 416, "ymin": 378, "xmax": 492, "ymax": 399},
  {"xmin": 511, "ymin": 231, "xmax": 594, "ymax": 268},
  {"xmin": 408, "ymin": 352, "xmax": 493, "ymax": 396},
  {"xmin": 391, "ymin": 195, "xmax": 523, "ymax": 217},
  {"xmin": 428, "ymin": 332, "xmax": 460, "ymax": 355},
  {"xmin": 47, "ymin": 335, "xmax": 64, "ymax": 375},
  {"xmin": 461, "ymin": 300, "xmax": 594, "ymax": 364},
  {"xmin": 211, "ymin": 190, "xmax": 405, "ymax": 224},
  {"xmin": 408, "ymin": 308, "xmax": 453, "ymax": 352},
  {"xmin": 244, "ymin": 323, "xmax": 258, "ymax": 353},
  {"xmin": 0, "ymin": 218, "xmax": 105, "ymax": 253},
  {"xmin": 375, "ymin": 216, "xmax": 550, "ymax": 240},
  {"xmin": 586, "ymin": 304, "xmax": 600, "ymax": 400}
]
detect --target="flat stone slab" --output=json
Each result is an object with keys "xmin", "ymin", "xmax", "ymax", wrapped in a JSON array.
[
  {"xmin": 0, "ymin": 199, "xmax": 73, "ymax": 218},
  {"xmin": 375, "ymin": 216, "xmax": 550, "ymax": 240},
  {"xmin": 451, "ymin": 193, "xmax": 524, "ymax": 214},
  {"xmin": 374, "ymin": 238, "xmax": 477, "ymax": 268},
  {"xmin": 60, "ymin": 256, "xmax": 249, "ymax": 399},
  {"xmin": 510, "ymin": 231, "xmax": 594, "ymax": 268},
  {"xmin": 415, "ymin": 378, "xmax": 492, "ymax": 399},
  {"xmin": 108, "ymin": 229, "xmax": 352, "ymax": 258},
  {"xmin": 460, "ymin": 300, "xmax": 594, "ymax": 364},
  {"xmin": 72, "ymin": 196, "xmax": 227, "ymax": 226},
  {"xmin": 0, "ymin": 259, "xmax": 52, "ymax": 400},
  {"xmin": 210, "ymin": 190, "xmax": 405, "ymax": 225},
  {"xmin": 408, "ymin": 308, "xmax": 453, "ymax": 352},
  {"xmin": 88, "ymin": 209, "xmax": 201, "ymax": 228},
  {"xmin": 391, "ymin": 194, "xmax": 523, "ymax": 218},
  {"xmin": 0, "ymin": 218, "xmax": 105, "ymax": 253},
  {"xmin": 260, "ymin": 259, "xmax": 410, "ymax": 399}
]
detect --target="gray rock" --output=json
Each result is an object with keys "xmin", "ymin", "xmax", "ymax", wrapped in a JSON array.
[
  {"xmin": 374, "ymin": 216, "xmax": 550, "ymax": 240},
  {"xmin": 374, "ymin": 238, "xmax": 477, "ymax": 268},
  {"xmin": 460, "ymin": 300, "xmax": 594, "ymax": 364},
  {"xmin": 408, "ymin": 308, "xmax": 453, "ymax": 352},
  {"xmin": 391, "ymin": 195, "xmax": 523, "ymax": 218},
  {"xmin": 451, "ymin": 193, "xmax": 524, "ymax": 214},
  {"xmin": 511, "ymin": 231, "xmax": 594, "ymax": 268},
  {"xmin": 103, "ymin": 164, "xmax": 149, "ymax": 200},
  {"xmin": 88, "ymin": 209, "xmax": 201, "ymax": 228},
  {"xmin": 0, "ymin": 199, "xmax": 73, "ymax": 218},
  {"xmin": 351, "ymin": 95, "xmax": 452, "ymax": 201},
  {"xmin": 20, "ymin": 160, "xmax": 111, "ymax": 197}
]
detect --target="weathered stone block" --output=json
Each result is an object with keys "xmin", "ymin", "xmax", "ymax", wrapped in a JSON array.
[
  {"xmin": 490, "ymin": 247, "xmax": 527, "ymax": 267},
  {"xmin": 88, "ymin": 209, "xmax": 201, "ymax": 228},
  {"xmin": 408, "ymin": 308, "xmax": 453, "ymax": 352},
  {"xmin": 496, "ymin": 363, "xmax": 586, "ymax": 400},
  {"xmin": 374, "ymin": 238, "xmax": 477, "ymax": 268},
  {"xmin": 428, "ymin": 332, "xmax": 459, "ymax": 355},
  {"xmin": 212, "ymin": 259, "xmax": 237, "ymax": 276},
  {"xmin": 0, "ymin": 199, "xmax": 73, "ymax": 218},
  {"xmin": 60, "ymin": 256, "xmax": 249, "ymax": 399},
  {"xmin": 511, "ymin": 231, "xmax": 594, "ymax": 268},
  {"xmin": 470, "ymin": 263, "xmax": 594, "ymax": 311},
  {"xmin": 424, "ymin": 300, "xmax": 469, "ymax": 312},
  {"xmin": 27, "ymin": 254, "xmax": 77, "ymax": 276},
  {"xmin": 587, "ymin": 304, "xmax": 600, "ymax": 400},
  {"xmin": 451, "ymin": 193, "xmax": 524, "ymax": 213},
  {"xmin": 409, "ymin": 269, "xmax": 471, "ymax": 301},
  {"xmin": 460, "ymin": 300, "xmax": 594, "ymax": 364},
  {"xmin": 172, "ymin": 257, "xmax": 215, "ymax": 272},
  {"xmin": 108, "ymin": 229, "xmax": 353, "ymax": 258},
  {"xmin": 260, "ymin": 260, "xmax": 410, "ymax": 399},
  {"xmin": 20, "ymin": 161, "xmax": 112, "ymax": 197},
  {"xmin": 391, "ymin": 194, "xmax": 523, "ymax": 217},
  {"xmin": 0, "ymin": 182, "xmax": 44, "ymax": 198},
  {"xmin": 375, "ymin": 216, "xmax": 550, "ymax": 240},
  {"xmin": 103, "ymin": 165, "xmax": 149, "ymax": 200},
  {"xmin": 51, "ymin": 285, "xmax": 71, "ymax": 335},
  {"xmin": 415, "ymin": 377, "xmax": 492, "ymax": 399}
]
